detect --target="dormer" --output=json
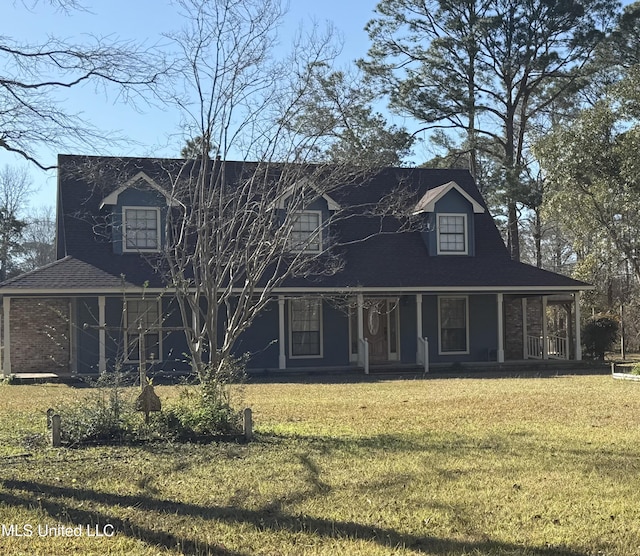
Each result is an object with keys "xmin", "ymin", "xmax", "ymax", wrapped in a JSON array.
[
  {"xmin": 276, "ymin": 182, "xmax": 341, "ymax": 253},
  {"xmin": 99, "ymin": 172, "xmax": 180, "ymax": 255},
  {"xmin": 413, "ymin": 181, "xmax": 485, "ymax": 256}
]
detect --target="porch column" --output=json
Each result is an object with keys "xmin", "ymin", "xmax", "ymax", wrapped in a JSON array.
[
  {"xmin": 497, "ymin": 293, "xmax": 505, "ymax": 363},
  {"xmin": 357, "ymin": 293, "xmax": 364, "ymax": 342},
  {"xmin": 416, "ymin": 294, "xmax": 423, "ymax": 361},
  {"xmin": 278, "ymin": 296, "xmax": 286, "ymax": 369},
  {"xmin": 575, "ymin": 291, "xmax": 582, "ymax": 361},
  {"xmin": 98, "ymin": 296, "xmax": 106, "ymax": 373},
  {"xmin": 2, "ymin": 297, "xmax": 10, "ymax": 376},
  {"xmin": 522, "ymin": 297, "xmax": 528, "ymax": 359},
  {"xmin": 69, "ymin": 299, "xmax": 78, "ymax": 374},
  {"xmin": 542, "ymin": 295, "xmax": 548, "ymax": 360}
]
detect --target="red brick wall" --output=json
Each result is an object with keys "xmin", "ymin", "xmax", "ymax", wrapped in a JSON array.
[
  {"xmin": 504, "ymin": 295, "xmax": 543, "ymax": 360},
  {"xmin": 9, "ymin": 298, "xmax": 70, "ymax": 373}
]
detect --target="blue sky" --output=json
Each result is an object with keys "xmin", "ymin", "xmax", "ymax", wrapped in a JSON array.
[
  {"xmin": 3, "ymin": 0, "xmax": 380, "ymax": 209},
  {"xmin": 3, "ymin": 0, "xmax": 633, "ymax": 211}
]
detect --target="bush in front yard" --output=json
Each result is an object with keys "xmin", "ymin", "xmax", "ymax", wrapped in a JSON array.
[
  {"xmin": 55, "ymin": 359, "xmax": 244, "ymax": 445},
  {"xmin": 152, "ymin": 358, "xmax": 244, "ymax": 440},
  {"xmin": 57, "ymin": 372, "xmax": 138, "ymax": 445},
  {"xmin": 582, "ymin": 314, "xmax": 619, "ymax": 360}
]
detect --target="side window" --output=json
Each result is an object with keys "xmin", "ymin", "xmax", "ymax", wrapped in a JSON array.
[
  {"xmin": 123, "ymin": 207, "xmax": 161, "ymax": 252},
  {"xmin": 290, "ymin": 211, "xmax": 322, "ymax": 252},
  {"xmin": 437, "ymin": 214, "xmax": 467, "ymax": 254},
  {"xmin": 439, "ymin": 296, "xmax": 468, "ymax": 354},
  {"xmin": 289, "ymin": 298, "xmax": 322, "ymax": 357},
  {"xmin": 125, "ymin": 298, "xmax": 161, "ymax": 361}
]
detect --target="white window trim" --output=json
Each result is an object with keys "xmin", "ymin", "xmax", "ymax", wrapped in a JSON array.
[
  {"xmin": 289, "ymin": 210, "xmax": 323, "ymax": 254},
  {"xmin": 288, "ymin": 298, "xmax": 323, "ymax": 359},
  {"xmin": 122, "ymin": 206, "xmax": 162, "ymax": 253},
  {"xmin": 437, "ymin": 213, "xmax": 468, "ymax": 255},
  {"xmin": 438, "ymin": 295, "xmax": 470, "ymax": 355},
  {"xmin": 124, "ymin": 298, "xmax": 163, "ymax": 363}
]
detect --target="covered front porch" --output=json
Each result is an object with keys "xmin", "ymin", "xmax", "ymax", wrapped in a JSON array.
[
  {"xmin": 270, "ymin": 289, "xmax": 584, "ymax": 374},
  {"xmin": 504, "ymin": 293, "xmax": 582, "ymax": 363}
]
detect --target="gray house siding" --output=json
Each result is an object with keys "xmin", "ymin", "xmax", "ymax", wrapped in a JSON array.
[
  {"xmin": 399, "ymin": 295, "xmax": 417, "ymax": 364},
  {"xmin": 68, "ymin": 291, "xmax": 507, "ymax": 373},
  {"xmin": 282, "ymin": 298, "xmax": 350, "ymax": 368},
  {"xmin": 421, "ymin": 293, "xmax": 498, "ymax": 364},
  {"xmin": 76, "ymin": 298, "xmax": 99, "ymax": 373},
  {"xmin": 234, "ymin": 300, "xmax": 280, "ymax": 370}
]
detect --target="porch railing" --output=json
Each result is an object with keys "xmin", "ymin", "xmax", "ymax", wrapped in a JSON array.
[
  {"xmin": 526, "ymin": 335, "xmax": 568, "ymax": 360},
  {"xmin": 417, "ymin": 336, "xmax": 429, "ymax": 374},
  {"xmin": 547, "ymin": 335, "xmax": 568, "ymax": 360},
  {"xmin": 358, "ymin": 338, "xmax": 369, "ymax": 375}
]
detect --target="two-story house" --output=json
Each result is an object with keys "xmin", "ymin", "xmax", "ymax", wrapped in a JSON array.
[{"xmin": 0, "ymin": 155, "xmax": 589, "ymax": 377}]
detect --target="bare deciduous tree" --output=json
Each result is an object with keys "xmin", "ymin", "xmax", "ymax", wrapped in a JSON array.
[
  {"xmin": 0, "ymin": 165, "xmax": 32, "ymax": 281},
  {"xmin": 21, "ymin": 205, "xmax": 56, "ymax": 271},
  {"xmin": 1, "ymin": 0, "xmax": 168, "ymax": 170},
  {"xmin": 155, "ymin": 0, "xmax": 413, "ymax": 379}
]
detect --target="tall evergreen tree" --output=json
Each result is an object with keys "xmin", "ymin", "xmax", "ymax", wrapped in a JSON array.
[{"xmin": 360, "ymin": 0, "xmax": 621, "ymax": 260}]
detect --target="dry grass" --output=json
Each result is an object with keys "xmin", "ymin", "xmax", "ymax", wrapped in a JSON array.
[{"xmin": 0, "ymin": 375, "xmax": 639, "ymax": 555}]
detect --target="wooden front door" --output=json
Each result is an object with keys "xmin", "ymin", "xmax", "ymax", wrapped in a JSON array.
[{"xmin": 364, "ymin": 300, "xmax": 388, "ymax": 362}]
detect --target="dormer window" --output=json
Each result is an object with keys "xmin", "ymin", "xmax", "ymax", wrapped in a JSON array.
[
  {"xmin": 290, "ymin": 211, "xmax": 322, "ymax": 252},
  {"xmin": 123, "ymin": 207, "xmax": 161, "ymax": 252},
  {"xmin": 437, "ymin": 214, "xmax": 467, "ymax": 255}
]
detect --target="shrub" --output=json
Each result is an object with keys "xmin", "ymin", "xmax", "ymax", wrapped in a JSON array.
[
  {"xmin": 582, "ymin": 314, "xmax": 619, "ymax": 360},
  {"xmin": 153, "ymin": 358, "xmax": 244, "ymax": 440},
  {"xmin": 52, "ymin": 356, "xmax": 245, "ymax": 446},
  {"xmin": 57, "ymin": 371, "xmax": 138, "ymax": 445}
]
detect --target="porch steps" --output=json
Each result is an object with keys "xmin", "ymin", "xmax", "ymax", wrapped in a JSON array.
[{"xmin": 4, "ymin": 372, "xmax": 81, "ymax": 385}]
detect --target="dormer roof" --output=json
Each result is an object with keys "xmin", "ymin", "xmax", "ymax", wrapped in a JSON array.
[
  {"xmin": 99, "ymin": 171, "xmax": 182, "ymax": 208},
  {"xmin": 412, "ymin": 181, "xmax": 485, "ymax": 215},
  {"xmin": 275, "ymin": 180, "xmax": 341, "ymax": 211}
]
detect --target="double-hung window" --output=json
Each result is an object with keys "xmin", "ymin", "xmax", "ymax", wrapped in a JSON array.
[
  {"xmin": 290, "ymin": 211, "xmax": 322, "ymax": 252},
  {"xmin": 123, "ymin": 207, "xmax": 161, "ymax": 252},
  {"xmin": 439, "ymin": 296, "xmax": 468, "ymax": 354},
  {"xmin": 289, "ymin": 298, "xmax": 322, "ymax": 357},
  {"xmin": 437, "ymin": 214, "xmax": 467, "ymax": 254},
  {"xmin": 126, "ymin": 298, "xmax": 161, "ymax": 361}
]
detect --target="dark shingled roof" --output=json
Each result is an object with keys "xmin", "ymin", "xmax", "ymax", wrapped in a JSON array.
[
  {"xmin": 0, "ymin": 154, "xmax": 588, "ymax": 293},
  {"xmin": 0, "ymin": 256, "xmax": 138, "ymax": 290}
]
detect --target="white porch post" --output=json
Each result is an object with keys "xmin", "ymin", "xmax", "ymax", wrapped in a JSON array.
[
  {"xmin": 542, "ymin": 295, "xmax": 548, "ymax": 360},
  {"xmin": 357, "ymin": 293, "xmax": 364, "ymax": 343},
  {"xmin": 98, "ymin": 296, "xmax": 106, "ymax": 373},
  {"xmin": 497, "ymin": 293, "xmax": 505, "ymax": 363},
  {"xmin": 416, "ymin": 294, "xmax": 423, "ymax": 361},
  {"xmin": 575, "ymin": 291, "xmax": 582, "ymax": 361},
  {"xmin": 69, "ymin": 299, "xmax": 78, "ymax": 374},
  {"xmin": 522, "ymin": 297, "xmax": 528, "ymax": 359},
  {"xmin": 2, "ymin": 297, "xmax": 10, "ymax": 376},
  {"xmin": 278, "ymin": 296, "xmax": 286, "ymax": 369},
  {"xmin": 357, "ymin": 293, "xmax": 364, "ymax": 366}
]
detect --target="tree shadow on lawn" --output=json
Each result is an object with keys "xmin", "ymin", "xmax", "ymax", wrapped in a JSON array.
[{"xmin": 1, "ymin": 478, "xmax": 590, "ymax": 555}]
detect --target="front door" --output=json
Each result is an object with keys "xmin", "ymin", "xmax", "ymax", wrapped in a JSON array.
[{"xmin": 364, "ymin": 300, "xmax": 387, "ymax": 362}]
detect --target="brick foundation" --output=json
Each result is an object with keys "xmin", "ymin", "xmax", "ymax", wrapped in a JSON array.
[{"xmin": 9, "ymin": 298, "xmax": 70, "ymax": 373}]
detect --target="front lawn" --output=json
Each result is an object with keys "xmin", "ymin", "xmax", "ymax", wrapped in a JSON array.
[{"xmin": 1, "ymin": 375, "xmax": 639, "ymax": 555}]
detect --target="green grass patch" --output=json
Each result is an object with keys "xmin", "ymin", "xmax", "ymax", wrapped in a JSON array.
[{"xmin": 1, "ymin": 376, "xmax": 639, "ymax": 555}]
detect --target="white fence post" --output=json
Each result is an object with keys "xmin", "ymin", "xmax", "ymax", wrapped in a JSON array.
[
  {"xmin": 424, "ymin": 337, "xmax": 429, "ymax": 374},
  {"xmin": 417, "ymin": 337, "xmax": 429, "ymax": 374},
  {"xmin": 359, "ymin": 338, "xmax": 369, "ymax": 375}
]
